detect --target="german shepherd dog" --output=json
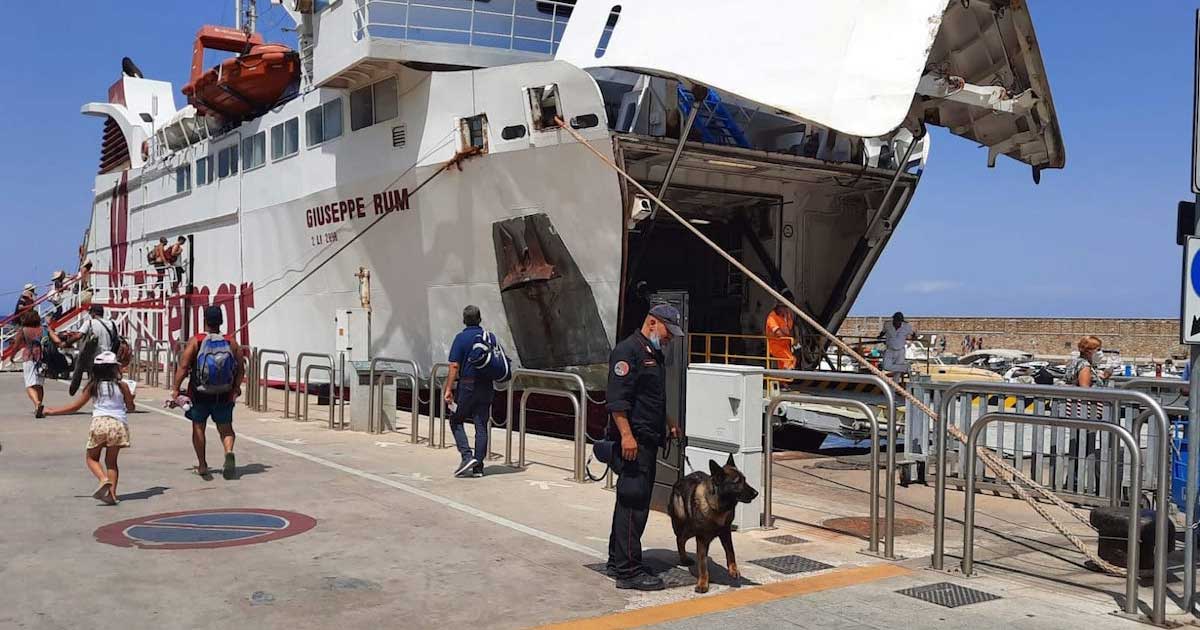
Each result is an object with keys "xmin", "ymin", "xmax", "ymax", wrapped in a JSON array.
[{"xmin": 668, "ymin": 454, "xmax": 759, "ymax": 593}]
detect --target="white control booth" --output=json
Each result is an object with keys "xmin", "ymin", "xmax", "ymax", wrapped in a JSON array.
[{"xmin": 684, "ymin": 363, "xmax": 765, "ymax": 530}]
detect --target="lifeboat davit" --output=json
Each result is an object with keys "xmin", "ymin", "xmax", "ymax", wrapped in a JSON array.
[{"xmin": 181, "ymin": 25, "xmax": 299, "ymax": 122}]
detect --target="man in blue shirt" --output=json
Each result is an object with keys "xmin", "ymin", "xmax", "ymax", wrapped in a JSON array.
[{"xmin": 443, "ymin": 305, "xmax": 494, "ymax": 477}]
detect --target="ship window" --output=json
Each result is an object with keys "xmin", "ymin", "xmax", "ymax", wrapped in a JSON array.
[
  {"xmin": 594, "ymin": 5, "xmax": 621, "ymax": 58},
  {"xmin": 195, "ymin": 156, "xmax": 213, "ymax": 186},
  {"xmin": 175, "ymin": 164, "xmax": 192, "ymax": 194},
  {"xmin": 242, "ymin": 132, "xmax": 267, "ymax": 171},
  {"xmin": 350, "ymin": 86, "xmax": 373, "ymax": 132},
  {"xmin": 570, "ymin": 114, "xmax": 599, "ymax": 130},
  {"xmin": 501, "ymin": 125, "xmax": 527, "ymax": 141},
  {"xmin": 528, "ymin": 84, "xmax": 562, "ymax": 131},
  {"xmin": 217, "ymin": 144, "xmax": 239, "ymax": 178},
  {"xmin": 271, "ymin": 118, "xmax": 299, "ymax": 160},
  {"xmin": 351, "ymin": 77, "xmax": 399, "ymax": 132},
  {"xmin": 307, "ymin": 98, "xmax": 344, "ymax": 147},
  {"xmin": 460, "ymin": 115, "xmax": 488, "ymax": 153}
]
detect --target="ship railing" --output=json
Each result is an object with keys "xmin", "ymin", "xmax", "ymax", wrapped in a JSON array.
[
  {"xmin": 503, "ymin": 368, "xmax": 589, "ymax": 483},
  {"xmin": 688, "ymin": 332, "xmax": 800, "ymax": 394},
  {"xmin": 353, "ymin": 0, "xmax": 586, "ymax": 56}
]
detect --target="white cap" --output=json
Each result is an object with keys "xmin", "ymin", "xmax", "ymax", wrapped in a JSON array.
[{"xmin": 94, "ymin": 351, "xmax": 119, "ymax": 366}]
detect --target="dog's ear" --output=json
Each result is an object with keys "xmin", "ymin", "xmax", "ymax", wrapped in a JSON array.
[
  {"xmin": 725, "ymin": 453, "xmax": 735, "ymax": 469},
  {"xmin": 709, "ymin": 459, "xmax": 724, "ymax": 479}
]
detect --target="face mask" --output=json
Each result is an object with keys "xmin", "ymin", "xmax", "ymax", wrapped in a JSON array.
[
  {"xmin": 1092, "ymin": 350, "xmax": 1104, "ymax": 364},
  {"xmin": 648, "ymin": 332, "xmax": 662, "ymax": 350}
]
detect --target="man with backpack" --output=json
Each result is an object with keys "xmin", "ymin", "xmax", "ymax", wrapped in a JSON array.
[
  {"xmin": 171, "ymin": 306, "xmax": 244, "ymax": 479},
  {"xmin": 443, "ymin": 305, "xmax": 511, "ymax": 478}
]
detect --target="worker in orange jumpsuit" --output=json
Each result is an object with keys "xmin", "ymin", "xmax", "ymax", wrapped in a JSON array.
[{"xmin": 765, "ymin": 293, "xmax": 797, "ymax": 370}]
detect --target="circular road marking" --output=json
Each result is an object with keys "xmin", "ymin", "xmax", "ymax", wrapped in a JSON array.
[{"xmin": 94, "ymin": 508, "xmax": 316, "ymax": 550}]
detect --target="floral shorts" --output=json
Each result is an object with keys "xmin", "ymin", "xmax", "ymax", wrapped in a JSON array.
[{"xmin": 86, "ymin": 416, "xmax": 130, "ymax": 449}]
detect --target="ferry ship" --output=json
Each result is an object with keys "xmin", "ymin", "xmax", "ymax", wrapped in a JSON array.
[{"xmin": 68, "ymin": 0, "xmax": 1064, "ymax": 397}]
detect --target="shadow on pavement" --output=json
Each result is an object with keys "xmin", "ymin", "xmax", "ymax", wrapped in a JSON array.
[{"xmin": 117, "ymin": 486, "xmax": 169, "ymax": 501}]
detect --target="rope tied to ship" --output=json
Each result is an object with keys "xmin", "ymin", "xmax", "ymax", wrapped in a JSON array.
[
  {"xmin": 234, "ymin": 144, "xmax": 483, "ymax": 337},
  {"xmin": 553, "ymin": 117, "xmax": 1127, "ymax": 577}
]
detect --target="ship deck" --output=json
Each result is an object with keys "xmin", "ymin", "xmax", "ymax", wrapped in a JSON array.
[{"xmin": 0, "ymin": 374, "xmax": 1187, "ymax": 629}]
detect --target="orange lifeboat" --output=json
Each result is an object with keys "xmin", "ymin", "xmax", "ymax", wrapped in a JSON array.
[{"xmin": 181, "ymin": 25, "xmax": 299, "ymax": 122}]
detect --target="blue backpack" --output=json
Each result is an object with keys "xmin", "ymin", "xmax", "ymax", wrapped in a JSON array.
[
  {"xmin": 193, "ymin": 333, "xmax": 235, "ymax": 395},
  {"xmin": 467, "ymin": 329, "xmax": 512, "ymax": 385}
]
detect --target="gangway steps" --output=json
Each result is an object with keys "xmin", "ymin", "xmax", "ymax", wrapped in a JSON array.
[{"xmin": 677, "ymin": 85, "xmax": 752, "ymax": 149}]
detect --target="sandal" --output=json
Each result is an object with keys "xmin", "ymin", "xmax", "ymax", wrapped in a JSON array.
[
  {"xmin": 34, "ymin": 405, "xmax": 45, "ymax": 419},
  {"xmin": 93, "ymin": 482, "xmax": 113, "ymax": 502}
]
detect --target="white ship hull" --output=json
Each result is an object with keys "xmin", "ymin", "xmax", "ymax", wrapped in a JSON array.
[{"xmin": 75, "ymin": 1, "xmax": 1065, "ymax": 390}]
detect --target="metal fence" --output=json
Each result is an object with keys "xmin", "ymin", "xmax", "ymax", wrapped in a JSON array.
[{"xmin": 905, "ymin": 379, "xmax": 1186, "ymax": 507}]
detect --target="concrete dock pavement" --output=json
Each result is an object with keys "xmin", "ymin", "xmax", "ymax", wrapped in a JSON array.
[{"xmin": 0, "ymin": 374, "xmax": 1159, "ymax": 629}]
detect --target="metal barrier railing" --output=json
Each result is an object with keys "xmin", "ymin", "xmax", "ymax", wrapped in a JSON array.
[
  {"xmin": 427, "ymin": 363, "xmax": 450, "ymax": 449},
  {"xmin": 254, "ymin": 349, "xmax": 289, "ymax": 413},
  {"xmin": 295, "ymin": 353, "xmax": 336, "ymax": 421},
  {"xmin": 763, "ymin": 369, "xmax": 898, "ymax": 558},
  {"xmin": 516, "ymin": 387, "xmax": 584, "ymax": 483},
  {"xmin": 337, "ymin": 352, "xmax": 347, "ymax": 429},
  {"xmin": 764, "ymin": 393, "xmax": 890, "ymax": 556},
  {"xmin": 931, "ymin": 381, "xmax": 1170, "ymax": 626},
  {"xmin": 245, "ymin": 347, "xmax": 259, "ymax": 409},
  {"xmin": 259, "ymin": 359, "xmax": 291, "ymax": 417},
  {"xmin": 962, "ymin": 413, "xmax": 1143, "ymax": 619},
  {"xmin": 131, "ymin": 337, "xmax": 152, "ymax": 385},
  {"xmin": 367, "ymin": 357, "xmax": 421, "ymax": 438},
  {"xmin": 504, "ymin": 368, "xmax": 588, "ymax": 481},
  {"xmin": 908, "ymin": 380, "xmax": 1179, "ymax": 506},
  {"xmin": 301, "ymin": 364, "xmax": 335, "ymax": 426},
  {"xmin": 153, "ymin": 340, "xmax": 173, "ymax": 388}
]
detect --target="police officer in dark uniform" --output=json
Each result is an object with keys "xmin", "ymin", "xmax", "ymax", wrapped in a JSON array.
[{"xmin": 605, "ymin": 303, "xmax": 684, "ymax": 590}]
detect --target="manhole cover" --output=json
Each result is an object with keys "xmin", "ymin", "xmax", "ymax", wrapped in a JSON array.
[
  {"xmin": 764, "ymin": 535, "xmax": 808, "ymax": 545},
  {"xmin": 94, "ymin": 509, "xmax": 316, "ymax": 549},
  {"xmin": 748, "ymin": 555, "xmax": 833, "ymax": 575},
  {"xmin": 821, "ymin": 517, "xmax": 927, "ymax": 538},
  {"xmin": 896, "ymin": 582, "xmax": 1001, "ymax": 608}
]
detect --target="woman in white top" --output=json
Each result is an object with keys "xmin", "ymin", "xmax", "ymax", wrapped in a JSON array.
[{"xmin": 44, "ymin": 351, "xmax": 135, "ymax": 505}]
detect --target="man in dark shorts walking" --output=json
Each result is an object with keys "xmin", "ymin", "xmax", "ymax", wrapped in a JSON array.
[{"xmin": 171, "ymin": 306, "xmax": 244, "ymax": 479}]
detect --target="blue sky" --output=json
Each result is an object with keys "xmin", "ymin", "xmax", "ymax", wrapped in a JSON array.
[{"xmin": 0, "ymin": 1, "xmax": 1193, "ymax": 318}]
